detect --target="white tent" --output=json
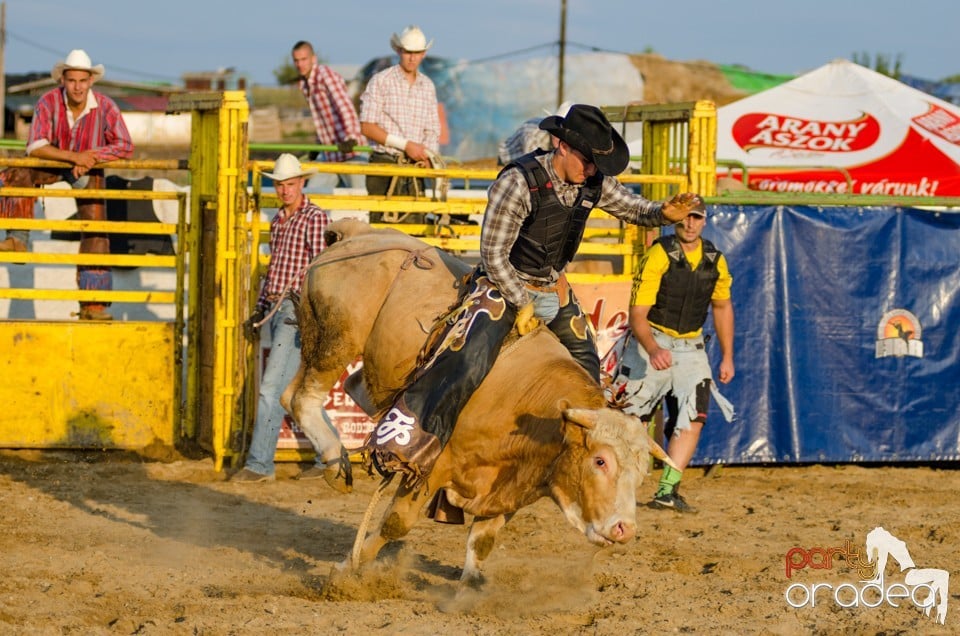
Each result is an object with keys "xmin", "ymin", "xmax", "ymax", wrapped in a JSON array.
[{"xmin": 716, "ymin": 59, "xmax": 960, "ymax": 197}]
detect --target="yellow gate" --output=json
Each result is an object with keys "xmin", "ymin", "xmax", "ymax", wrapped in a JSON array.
[
  {"xmin": 166, "ymin": 91, "xmax": 251, "ymax": 471},
  {"xmin": 0, "ymin": 161, "xmax": 189, "ymax": 450}
]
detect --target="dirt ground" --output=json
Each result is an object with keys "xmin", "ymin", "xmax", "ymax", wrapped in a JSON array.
[{"xmin": 1, "ymin": 449, "xmax": 956, "ymax": 635}]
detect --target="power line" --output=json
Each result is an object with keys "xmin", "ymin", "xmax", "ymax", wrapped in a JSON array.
[
  {"xmin": 6, "ymin": 31, "xmax": 181, "ymax": 84},
  {"xmin": 6, "ymin": 31, "xmax": 60, "ymax": 57},
  {"xmin": 467, "ymin": 41, "xmax": 558, "ymax": 65},
  {"xmin": 463, "ymin": 40, "xmax": 639, "ymax": 67}
]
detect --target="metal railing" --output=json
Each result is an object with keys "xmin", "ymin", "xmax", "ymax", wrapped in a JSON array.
[
  {"xmin": 0, "ymin": 155, "xmax": 193, "ymax": 452},
  {"xmin": 249, "ymin": 157, "xmax": 689, "ymax": 283},
  {"xmin": 0, "ymin": 158, "xmax": 188, "ymax": 308}
]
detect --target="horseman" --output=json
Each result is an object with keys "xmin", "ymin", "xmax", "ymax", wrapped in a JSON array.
[{"xmin": 368, "ymin": 103, "xmax": 705, "ymax": 483}]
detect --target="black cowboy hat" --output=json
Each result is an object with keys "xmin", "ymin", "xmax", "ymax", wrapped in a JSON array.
[{"xmin": 539, "ymin": 104, "xmax": 630, "ymax": 176}]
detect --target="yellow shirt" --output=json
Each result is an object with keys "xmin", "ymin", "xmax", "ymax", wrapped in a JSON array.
[{"xmin": 629, "ymin": 240, "xmax": 732, "ymax": 338}]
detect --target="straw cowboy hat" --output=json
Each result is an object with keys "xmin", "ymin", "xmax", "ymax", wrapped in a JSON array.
[
  {"xmin": 263, "ymin": 153, "xmax": 317, "ymax": 181},
  {"xmin": 51, "ymin": 49, "xmax": 105, "ymax": 82},
  {"xmin": 539, "ymin": 104, "xmax": 630, "ymax": 177},
  {"xmin": 390, "ymin": 25, "xmax": 433, "ymax": 52}
]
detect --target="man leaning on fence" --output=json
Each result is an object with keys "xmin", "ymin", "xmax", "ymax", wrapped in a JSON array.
[{"xmin": 0, "ymin": 49, "xmax": 134, "ymax": 321}]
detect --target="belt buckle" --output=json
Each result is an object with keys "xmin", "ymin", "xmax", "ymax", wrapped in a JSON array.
[{"xmin": 524, "ymin": 280, "xmax": 557, "ymax": 292}]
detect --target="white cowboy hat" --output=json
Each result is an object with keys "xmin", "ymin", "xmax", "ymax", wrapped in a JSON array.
[
  {"xmin": 390, "ymin": 25, "xmax": 433, "ymax": 53},
  {"xmin": 541, "ymin": 101, "xmax": 574, "ymax": 118},
  {"xmin": 51, "ymin": 49, "xmax": 105, "ymax": 82},
  {"xmin": 263, "ymin": 153, "xmax": 317, "ymax": 181}
]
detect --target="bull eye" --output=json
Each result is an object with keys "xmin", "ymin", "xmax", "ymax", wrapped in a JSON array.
[{"xmin": 594, "ymin": 457, "xmax": 605, "ymax": 468}]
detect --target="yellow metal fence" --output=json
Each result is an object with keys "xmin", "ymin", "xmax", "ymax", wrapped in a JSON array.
[{"xmin": 0, "ymin": 157, "xmax": 191, "ymax": 450}]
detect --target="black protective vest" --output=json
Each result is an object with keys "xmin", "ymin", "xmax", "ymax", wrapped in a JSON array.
[
  {"xmin": 504, "ymin": 152, "xmax": 603, "ymax": 277},
  {"xmin": 647, "ymin": 235, "xmax": 722, "ymax": 334}
]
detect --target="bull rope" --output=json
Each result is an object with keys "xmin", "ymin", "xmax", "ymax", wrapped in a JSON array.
[
  {"xmin": 349, "ymin": 473, "xmax": 396, "ymax": 570},
  {"xmin": 383, "ymin": 148, "xmax": 449, "ymax": 223}
]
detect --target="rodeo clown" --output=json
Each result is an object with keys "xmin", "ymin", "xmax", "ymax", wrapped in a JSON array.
[
  {"xmin": 617, "ymin": 199, "xmax": 736, "ymax": 513},
  {"xmin": 368, "ymin": 104, "xmax": 705, "ymax": 484}
]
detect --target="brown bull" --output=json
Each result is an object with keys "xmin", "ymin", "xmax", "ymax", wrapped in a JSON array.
[{"xmin": 282, "ymin": 220, "xmax": 669, "ymax": 586}]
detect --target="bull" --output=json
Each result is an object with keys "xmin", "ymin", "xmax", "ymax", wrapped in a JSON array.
[{"xmin": 282, "ymin": 220, "xmax": 670, "ymax": 586}]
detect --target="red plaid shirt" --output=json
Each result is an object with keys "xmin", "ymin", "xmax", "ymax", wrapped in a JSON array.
[
  {"xmin": 299, "ymin": 64, "xmax": 364, "ymax": 162},
  {"xmin": 26, "ymin": 88, "xmax": 133, "ymax": 161},
  {"xmin": 256, "ymin": 198, "xmax": 329, "ymax": 312}
]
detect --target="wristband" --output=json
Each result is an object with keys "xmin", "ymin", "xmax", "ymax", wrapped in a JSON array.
[{"xmin": 385, "ymin": 134, "xmax": 409, "ymax": 151}]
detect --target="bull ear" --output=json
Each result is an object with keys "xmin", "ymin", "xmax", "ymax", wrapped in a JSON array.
[{"xmin": 562, "ymin": 407, "xmax": 598, "ymax": 430}]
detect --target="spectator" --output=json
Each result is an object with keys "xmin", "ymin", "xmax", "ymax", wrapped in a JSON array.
[
  {"xmin": 366, "ymin": 104, "xmax": 705, "ymax": 483},
  {"xmin": 0, "ymin": 49, "xmax": 133, "ymax": 321},
  {"xmin": 497, "ymin": 102, "xmax": 572, "ymax": 166},
  {"xmin": 231, "ymin": 153, "xmax": 352, "ymax": 493},
  {"xmin": 359, "ymin": 25, "xmax": 440, "ymax": 221},
  {"xmin": 291, "ymin": 40, "xmax": 366, "ymax": 192},
  {"xmin": 620, "ymin": 200, "xmax": 736, "ymax": 513}
]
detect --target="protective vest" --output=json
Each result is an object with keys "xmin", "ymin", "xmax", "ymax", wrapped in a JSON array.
[
  {"xmin": 504, "ymin": 151, "xmax": 603, "ymax": 277},
  {"xmin": 647, "ymin": 235, "xmax": 721, "ymax": 334}
]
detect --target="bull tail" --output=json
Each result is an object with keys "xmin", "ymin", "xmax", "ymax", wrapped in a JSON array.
[{"xmin": 646, "ymin": 433, "xmax": 679, "ymax": 470}]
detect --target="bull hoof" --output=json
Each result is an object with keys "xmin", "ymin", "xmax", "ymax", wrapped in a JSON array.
[
  {"xmin": 323, "ymin": 466, "xmax": 352, "ymax": 494},
  {"xmin": 459, "ymin": 572, "xmax": 486, "ymax": 591}
]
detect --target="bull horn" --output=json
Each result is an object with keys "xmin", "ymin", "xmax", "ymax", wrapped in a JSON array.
[
  {"xmin": 647, "ymin": 433, "xmax": 678, "ymax": 470},
  {"xmin": 562, "ymin": 407, "xmax": 597, "ymax": 430}
]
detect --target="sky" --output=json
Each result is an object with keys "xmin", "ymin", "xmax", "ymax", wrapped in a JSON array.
[{"xmin": 4, "ymin": 0, "xmax": 960, "ymax": 86}]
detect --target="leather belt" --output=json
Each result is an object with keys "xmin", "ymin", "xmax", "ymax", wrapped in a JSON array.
[{"xmin": 523, "ymin": 280, "xmax": 558, "ymax": 292}]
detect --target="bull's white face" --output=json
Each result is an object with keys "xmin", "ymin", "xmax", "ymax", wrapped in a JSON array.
[
  {"xmin": 578, "ymin": 442, "xmax": 640, "ymax": 545},
  {"xmin": 552, "ymin": 408, "xmax": 650, "ymax": 546}
]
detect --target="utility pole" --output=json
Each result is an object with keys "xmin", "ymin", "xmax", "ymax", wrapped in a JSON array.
[
  {"xmin": 1, "ymin": 2, "xmax": 5, "ymax": 139},
  {"xmin": 557, "ymin": 0, "xmax": 566, "ymax": 110}
]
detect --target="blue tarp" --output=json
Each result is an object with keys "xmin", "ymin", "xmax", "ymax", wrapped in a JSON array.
[
  {"xmin": 360, "ymin": 52, "xmax": 644, "ymax": 161},
  {"xmin": 695, "ymin": 204, "xmax": 960, "ymax": 464}
]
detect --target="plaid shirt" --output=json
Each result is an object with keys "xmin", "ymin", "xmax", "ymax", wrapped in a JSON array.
[
  {"xmin": 26, "ymin": 88, "xmax": 133, "ymax": 161},
  {"xmin": 481, "ymin": 151, "xmax": 666, "ymax": 309},
  {"xmin": 299, "ymin": 64, "xmax": 364, "ymax": 163},
  {"xmin": 256, "ymin": 198, "xmax": 329, "ymax": 313},
  {"xmin": 359, "ymin": 64, "xmax": 440, "ymax": 156}
]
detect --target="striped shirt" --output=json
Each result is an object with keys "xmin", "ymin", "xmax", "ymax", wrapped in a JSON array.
[
  {"xmin": 359, "ymin": 64, "xmax": 440, "ymax": 156},
  {"xmin": 299, "ymin": 64, "xmax": 365, "ymax": 162},
  {"xmin": 256, "ymin": 198, "xmax": 329, "ymax": 313},
  {"xmin": 26, "ymin": 88, "xmax": 133, "ymax": 161},
  {"xmin": 481, "ymin": 151, "xmax": 666, "ymax": 309}
]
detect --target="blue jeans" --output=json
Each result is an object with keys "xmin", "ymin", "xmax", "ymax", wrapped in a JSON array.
[
  {"xmin": 244, "ymin": 299, "xmax": 321, "ymax": 476},
  {"xmin": 528, "ymin": 288, "xmax": 561, "ymax": 323}
]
